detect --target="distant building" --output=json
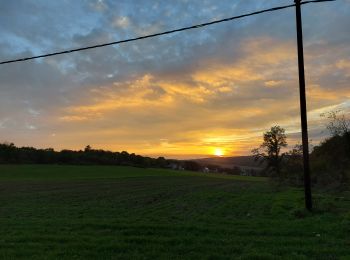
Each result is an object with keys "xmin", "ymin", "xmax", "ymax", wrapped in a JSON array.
[
  {"xmin": 168, "ymin": 163, "xmax": 185, "ymax": 171},
  {"xmin": 240, "ymin": 169, "xmax": 252, "ymax": 176}
]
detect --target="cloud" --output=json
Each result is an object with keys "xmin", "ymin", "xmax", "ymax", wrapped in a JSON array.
[
  {"xmin": 51, "ymin": 35, "xmax": 347, "ymax": 157},
  {"xmin": 0, "ymin": 0, "xmax": 349, "ymax": 158},
  {"xmin": 112, "ymin": 16, "xmax": 131, "ymax": 29}
]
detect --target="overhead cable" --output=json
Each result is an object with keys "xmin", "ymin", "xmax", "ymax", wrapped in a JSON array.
[{"xmin": 0, "ymin": 0, "xmax": 336, "ymax": 65}]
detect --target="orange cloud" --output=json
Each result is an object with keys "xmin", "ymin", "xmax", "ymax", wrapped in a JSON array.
[{"xmin": 50, "ymin": 37, "xmax": 349, "ymax": 158}]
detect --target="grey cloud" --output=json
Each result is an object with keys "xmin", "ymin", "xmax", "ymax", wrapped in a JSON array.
[{"xmin": 0, "ymin": 0, "xmax": 349, "ymax": 157}]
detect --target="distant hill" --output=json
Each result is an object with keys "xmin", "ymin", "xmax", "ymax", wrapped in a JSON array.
[{"xmin": 193, "ymin": 156, "xmax": 264, "ymax": 170}]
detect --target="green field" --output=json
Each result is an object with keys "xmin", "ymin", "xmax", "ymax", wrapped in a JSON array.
[{"xmin": 0, "ymin": 165, "xmax": 349, "ymax": 259}]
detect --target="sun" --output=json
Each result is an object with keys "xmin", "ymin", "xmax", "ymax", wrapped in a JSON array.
[{"xmin": 214, "ymin": 148, "xmax": 224, "ymax": 157}]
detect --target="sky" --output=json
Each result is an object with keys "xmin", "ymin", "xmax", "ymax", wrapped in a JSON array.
[{"xmin": 0, "ymin": 0, "xmax": 349, "ymax": 159}]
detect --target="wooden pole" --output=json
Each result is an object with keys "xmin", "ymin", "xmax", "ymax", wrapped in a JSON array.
[{"xmin": 294, "ymin": 0, "xmax": 312, "ymax": 210}]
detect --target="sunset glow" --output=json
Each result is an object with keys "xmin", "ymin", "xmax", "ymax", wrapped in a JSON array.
[
  {"xmin": 214, "ymin": 148, "xmax": 224, "ymax": 157},
  {"xmin": 0, "ymin": 1, "xmax": 349, "ymax": 159}
]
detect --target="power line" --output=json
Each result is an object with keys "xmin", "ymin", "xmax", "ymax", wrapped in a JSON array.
[{"xmin": 0, "ymin": 0, "xmax": 336, "ymax": 65}]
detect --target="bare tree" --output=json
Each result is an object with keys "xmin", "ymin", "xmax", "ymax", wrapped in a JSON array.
[{"xmin": 320, "ymin": 110, "xmax": 350, "ymax": 137}]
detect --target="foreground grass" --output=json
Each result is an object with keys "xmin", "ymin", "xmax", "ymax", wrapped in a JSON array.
[{"xmin": 0, "ymin": 165, "xmax": 349, "ymax": 259}]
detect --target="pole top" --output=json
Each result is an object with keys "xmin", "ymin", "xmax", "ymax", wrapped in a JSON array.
[{"xmin": 294, "ymin": 0, "xmax": 301, "ymax": 3}]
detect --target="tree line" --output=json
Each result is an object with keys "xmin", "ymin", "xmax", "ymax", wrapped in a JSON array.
[
  {"xmin": 0, "ymin": 143, "xmax": 231, "ymax": 174},
  {"xmin": 0, "ymin": 143, "xmax": 246, "ymax": 175},
  {"xmin": 0, "ymin": 144, "xmax": 171, "ymax": 168},
  {"xmin": 252, "ymin": 110, "xmax": 350, "ymax": 187}
]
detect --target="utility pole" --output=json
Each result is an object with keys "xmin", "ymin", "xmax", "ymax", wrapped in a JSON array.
[{"xmin": 294, "ymin": 0, "xmax": 312, "ymax": 211}]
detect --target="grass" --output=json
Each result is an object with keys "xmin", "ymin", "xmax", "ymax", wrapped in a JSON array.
[{"xmin": 0, "ymin": 165, "xmax": 349, "ymax": 259}]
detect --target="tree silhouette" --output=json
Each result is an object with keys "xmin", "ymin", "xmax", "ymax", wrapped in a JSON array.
[{"xmin": 252, "ymin": 125, "xmax": 287, "ymax": 177}]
